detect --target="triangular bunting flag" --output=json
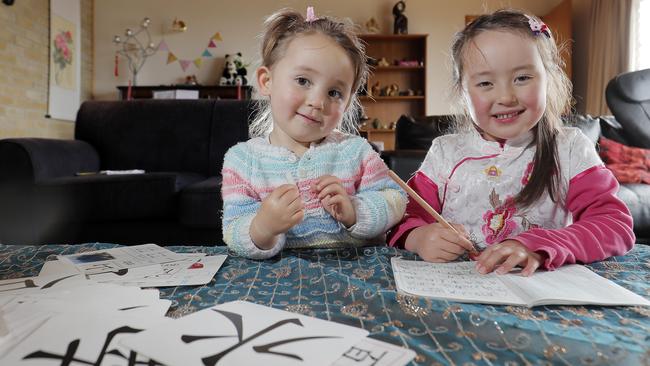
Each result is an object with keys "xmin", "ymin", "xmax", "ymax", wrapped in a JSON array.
[
  {"xmin": 158, "ymin": 40, "xmax": 169, "ymax": 51},
  {"xmin": 179, "ymin": 60, "xmax": 192, "ymax": 71},
  {"xmin": 166, "ymin": 52, "xmax": 177, "ymax": 64},
  {"xmin": 212, "ymin": 32, "xmax": 222, "ymax": 41},
  {"xmin": 193, "ymin": 58, "xmax": 203, "ymax": 68},
  {"xmin": 208, "ymin": 39, "xmax": 217, "ymax": 48},
  {"xmin": 202, "ymin": 49, "xmax": 212, "ymax": 57}
]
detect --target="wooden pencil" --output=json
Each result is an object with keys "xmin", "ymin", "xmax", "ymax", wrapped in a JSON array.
[{"xmin": 387, "ymin": 170, "xmax": 478, "ymax": 255}]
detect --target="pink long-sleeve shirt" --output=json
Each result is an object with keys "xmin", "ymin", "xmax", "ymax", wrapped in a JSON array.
[{"xmin": 388, "ymin": 127, "xmax": 635, "ymax": 269}]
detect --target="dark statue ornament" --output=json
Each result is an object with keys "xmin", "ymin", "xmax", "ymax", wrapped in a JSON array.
[{"xmin": 393, "ymin": 1, "xmax": 408, "ymax": 34}]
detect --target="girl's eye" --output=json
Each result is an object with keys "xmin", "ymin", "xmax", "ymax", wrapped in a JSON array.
[
  {"xmin": 476, "ymin": 81, "xmax": 492, "ymax": 88},
  {"xmin": 296, "ymin": 77, "xmax": 310, "ymax": 86},
  {"xmin": 515, "ymin": 75, "xmax": 532, "ymax": 83},
  {"xmin": 328, "ymin": 89, "xmax": 343, "ymax": 99}
]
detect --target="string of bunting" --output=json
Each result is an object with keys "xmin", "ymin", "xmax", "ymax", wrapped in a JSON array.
[{"xmin": 159, "ymin": 31, "xmax": 222, "ymax": 72}]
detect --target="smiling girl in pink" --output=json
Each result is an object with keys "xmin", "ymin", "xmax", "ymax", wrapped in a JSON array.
[
  {"xmin": 388, "ymin": 9, "xmax": 634, "ymax": 275},
  {"xmin": 221, "ymin": 8, "xmax": 406, "ymax": 259}
]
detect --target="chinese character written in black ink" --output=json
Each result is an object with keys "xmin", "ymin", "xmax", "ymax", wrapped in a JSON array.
[
  {"xmin": 22, "ymin": 325, "xmax": 163, "ymax": 366},
  {"xmin": 342, "ymin": 346, "xmax": 388, "ymax": 365},
  {"xmin": 0, "ymin": 274, "xmax": 77, "ymax": 293},
  {"xmin": 181, "ymin": 309, "xmax": 340, "ymax": 366}
]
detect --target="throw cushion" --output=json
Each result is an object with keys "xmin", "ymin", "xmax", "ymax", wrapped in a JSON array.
[{"xmin": 599, "ymin": 136, "xmax": 650, "ymax": 184}]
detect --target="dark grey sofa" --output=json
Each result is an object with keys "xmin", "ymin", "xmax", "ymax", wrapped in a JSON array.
[{"xmin": 0, "ymin": 99, "xmax": 253, "ymax": 245}]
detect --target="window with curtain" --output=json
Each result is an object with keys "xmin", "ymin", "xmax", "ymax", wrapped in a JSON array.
[{"xmin": 631, "ymin": 0, "xmax": 650, "ymax": 70}]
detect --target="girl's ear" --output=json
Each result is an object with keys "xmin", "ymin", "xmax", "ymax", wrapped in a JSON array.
[{"xmin": 256, "ymin": 66, "xmax": 272, "ymax": 96}]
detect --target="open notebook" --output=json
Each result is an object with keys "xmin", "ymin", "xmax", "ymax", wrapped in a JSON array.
[{"xmin": 391, "ymin": 257, "xmax": 650, "ymax": 308}]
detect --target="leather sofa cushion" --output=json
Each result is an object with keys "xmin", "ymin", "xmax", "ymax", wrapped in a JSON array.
[
  {"xmin": 395, "ymin": 115, "xmax": 454, "ymax": 150},
  {"xmin": 617, "ymin": 183, "xmax": 650, "ymax": 238},
  {"xmin": 35, "ymin": 172, "xmax": 204, "ymax": 222},
  {"xmin": 605, "ymin": 69, "xmax": 650, "ymax": 149},
  {"xmin": 179, "ymin": 177, "xmax": 222, "ymax": 229},
  {"xmin": 565, "ymin": 114, "xmax": 601, "ymax": 145}
]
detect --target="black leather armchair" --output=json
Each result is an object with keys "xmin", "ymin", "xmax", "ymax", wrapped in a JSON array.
[{"xmin": 605, "ymin": 68, "xmax": 650, "ymax": 243}]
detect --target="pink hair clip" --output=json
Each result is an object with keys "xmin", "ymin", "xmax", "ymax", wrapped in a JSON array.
[
  {"xmin": 306, "ymin": 6, "xmax": 318, "ymax": 22},
  {"xmin": 525, "ymin": 15, "xmax": 551, "ymax": 38}
]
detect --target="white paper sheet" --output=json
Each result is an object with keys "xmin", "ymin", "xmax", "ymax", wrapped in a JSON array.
[
  {"xmin": 42, "ymin": 253, "xmax": 223, "ymax": 288},
  {"xmin": 121, "ymin": 300, "xmax": 369, "ymax": 366},
  {"xmin": 392, "ymin": 257, "xmax": 650, "ymax": 307},
  {"xmin": 0, "ymin": 280, "xmax": 169, "ymax": 364},
  {"xmin": 1, "ymin": 309, "xmax": 170, "ymax": 365},
  {"xmin": 57, "ymin": 243, "xmax": 187, "ymax": 275}
]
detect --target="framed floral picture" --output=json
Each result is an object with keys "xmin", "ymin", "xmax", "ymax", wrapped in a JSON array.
[
  {"xmin": 48, "ymin": 0, "xmax": 80, "ymax": 121},
  {"xmin": 50, "ymin": 15, "xmax": 75, "ymax": 90}
]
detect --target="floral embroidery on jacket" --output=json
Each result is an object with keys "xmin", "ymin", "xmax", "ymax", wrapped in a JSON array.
[
  {"xmin": 521, "ymin": 161, "xmax": 534, "ymax": 185},
  {"xmin": 482, "ymin": 189, "xmax": 518, "ymax": 244}
]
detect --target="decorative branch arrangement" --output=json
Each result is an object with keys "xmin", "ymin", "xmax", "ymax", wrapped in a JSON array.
[{"xmin": 113, "ymin": 17, "xmax": 157, "ymax": 85}]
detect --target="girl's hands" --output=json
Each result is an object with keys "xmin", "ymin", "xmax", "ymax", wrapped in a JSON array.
[
  {"xmin": 405, "ymin": 223, "xmax": 475, "ymax": 262},
  {"xmin": 312, "ymin": 175, "xmax": 356, "ymax": 227},
  {"xmin": 475, "ymin": 239, "xmax": 545, "ymax": 277},
  {"xmin": 250, "ymin": 184, "xmax": 304, "ymax": 250}
]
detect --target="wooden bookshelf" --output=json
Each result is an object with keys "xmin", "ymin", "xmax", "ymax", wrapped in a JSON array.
[{"xmin": 359, "ymin": 34, "xmax": 427, "ymax": 151}]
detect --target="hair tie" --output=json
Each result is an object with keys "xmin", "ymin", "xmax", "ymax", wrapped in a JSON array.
[
  {"xmin": 525, "ymin": 15, "xmax": 551, "ymax": 38},
  {"xmin": 306, "ymin": 6, "xmax": 318, "ymax": 22}
]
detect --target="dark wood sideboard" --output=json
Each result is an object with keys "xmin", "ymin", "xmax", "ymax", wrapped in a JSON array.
[{"xmin": 117, "ymin": 85, "xmax": 253, "ymax": 100}]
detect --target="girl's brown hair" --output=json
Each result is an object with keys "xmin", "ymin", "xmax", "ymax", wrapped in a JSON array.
[
  {"xmin": 250, "ymin": 8, "xmax": 368, "ymax": 137},
  {"xmin": 450, "ymin": 9, "xmax": 572, "ymax": 208}
]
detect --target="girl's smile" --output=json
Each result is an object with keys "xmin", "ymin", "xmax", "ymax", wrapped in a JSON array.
[
  {"xmin": 297, "ymin": 112, "xmax": 322, "ymax": 124},
  {"xmin": 492, "ymin": 109, "xmax": 525, "ymax": 124}
]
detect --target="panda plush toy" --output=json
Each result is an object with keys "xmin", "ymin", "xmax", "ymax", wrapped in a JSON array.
[
  {"xmin": 219, "ymin": 54, "xmax": 238, "ymax": 85},
  {"xmin": 233, "ymin": 52, "xmax": 248, "ymax": 86}
]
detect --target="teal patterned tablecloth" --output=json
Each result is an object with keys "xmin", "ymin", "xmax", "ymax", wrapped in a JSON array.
[{"xmin": 1, "ymin": 243, "xmax": 649, "ymax": 365}]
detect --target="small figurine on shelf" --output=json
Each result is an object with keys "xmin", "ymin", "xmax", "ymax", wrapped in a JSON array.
[
  {"xmin": 392, "ymin": 1, "xmax": 408, "ymax": 34},
  {"xmin": 220, "ymin": 54, "xmax": 237, "ymax": 85},
  {"xmin": 370, "ymin": 81, "xmax": 381, "ymax": 97},
  {"xmin": 233, "ymin": 52, "xmax": 249, "ymax": 85},
  {"xmin": 377, "ymin": 57, "xmax": 390, "ymax": 67},
  {"xmin": 398, "ymin": 89, "xmax": 415, "ymax": 96},
  {"xmin": 397, "ymin": 59, "xmax": 420, "ymax": 67},
  {"xmin": 371, "ymin": 118, "xmax": 381, "ymax": 129},
  {"xmin": 184, "ymin": 75, "xmax": 199, "ymax": 85},
  {"xmin": 365, "ymin": 17, "xmax": 380, "ymax": 34},
  {"xmin": 383, "ymin": 83, "xmax": 399, "ymax": 96}
]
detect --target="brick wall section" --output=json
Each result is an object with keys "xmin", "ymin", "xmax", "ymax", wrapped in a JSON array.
[{"xmin": 0, "ymin": 0, "xmax": 93, "ymax": 139}]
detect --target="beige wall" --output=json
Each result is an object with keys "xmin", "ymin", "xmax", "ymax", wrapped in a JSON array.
[
  {"xmin": 95, "ymin": 0, "xmax": 562, "ymax": 114},
  {"xmin": 0, "ymin": 0, "xmax": 93, "ymax": 139}
]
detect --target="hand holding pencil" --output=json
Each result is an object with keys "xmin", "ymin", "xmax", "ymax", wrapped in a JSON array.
[{"xmin": 387, "ymin": 170, "xmax": 478, "ymax": 257}]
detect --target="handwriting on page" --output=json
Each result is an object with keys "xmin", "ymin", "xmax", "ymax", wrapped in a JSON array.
[{"xmin": 393, "ymin": 260, "xmax": 511, "ymax": 299}]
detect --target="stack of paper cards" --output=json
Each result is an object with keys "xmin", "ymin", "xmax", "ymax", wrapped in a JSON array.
[
  {"xmin": 58, "ymin": 243, "xmax": 191, "ymax": 275},
  {"xmin": 0, "ymin": 281, "xmax": 170, "ymax": 364},
  {"xmin": 121, "ymin": 300, "xmax": 416, "ymax": 366},
  {"xmin": 40, "ymin": 244, "xmax": 227, "ymax": 288}
]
